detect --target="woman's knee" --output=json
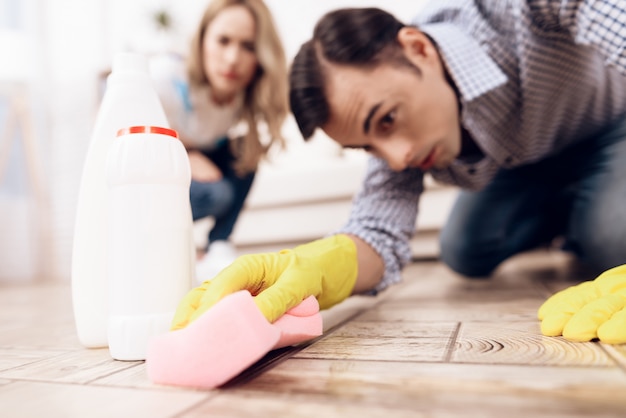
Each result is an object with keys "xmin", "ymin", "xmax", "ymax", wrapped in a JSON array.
[{"xmin": 190, "ymin": 180, "xmax": 235, "ymax": 219}]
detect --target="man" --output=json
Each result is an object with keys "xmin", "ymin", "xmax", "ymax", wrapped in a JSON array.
[{"xmin": 173, "ymin": 1, "xmax": 626, "ymax": 344}]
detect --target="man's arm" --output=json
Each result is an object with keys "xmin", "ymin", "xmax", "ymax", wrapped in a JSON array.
[
  {"xmin": 349, "ymin": 234, "xmax": 385, "ymax": 294},
  {"xmin": 531, "ymin": 0, "xmax": 626, "ymax": 75},
  {"xmin": 337, "ymin": 156, "xmax": 424, "ymax": 294}
]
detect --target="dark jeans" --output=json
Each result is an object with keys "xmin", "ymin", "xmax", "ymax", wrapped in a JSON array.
[
  {"xmin": 189, "ymin": 138, "xmax": 255, "ymax": 248},
  {"xmin": 440, "ymin": 117, "xmax": 626, "ymax": 277}
]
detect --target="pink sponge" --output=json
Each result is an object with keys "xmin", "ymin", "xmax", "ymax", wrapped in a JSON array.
[{"xmin": 146, "ymin": 291, "xmax": 323, "ymax": 389}]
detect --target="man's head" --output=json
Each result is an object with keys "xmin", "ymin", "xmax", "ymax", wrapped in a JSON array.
[{"xmin": 289, "ymin": 8, "xmax": 462, "ymax": 172}]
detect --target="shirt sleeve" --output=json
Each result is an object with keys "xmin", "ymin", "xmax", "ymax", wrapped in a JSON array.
[
  {"xmin": 528, "ymin": 0, "xmax": 626, "ymax": 75},
  {"xmin": 337, "ymin": 156, "xmax": 424, "ymax": 293}
]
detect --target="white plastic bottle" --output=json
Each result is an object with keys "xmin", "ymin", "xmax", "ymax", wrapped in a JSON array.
[
  {"xmin": 106, "ymin": 126, "xmax": 193, "ymax": 361},
  {"xmin": 71, "ymin": 53, "xmax": 169, "ymax": 348}
]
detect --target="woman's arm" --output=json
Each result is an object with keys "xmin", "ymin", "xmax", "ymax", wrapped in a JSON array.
[{"xmin": 187, "ymin": 150, "xmax": 222, "ymax": 182}]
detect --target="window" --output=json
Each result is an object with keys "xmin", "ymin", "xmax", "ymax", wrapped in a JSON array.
[{"xmin": 0, "ymin": 0, "xmax": 20, "ymax": 29}]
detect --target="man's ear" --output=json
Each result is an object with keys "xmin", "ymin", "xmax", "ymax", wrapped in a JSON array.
[{"xmin": 396, "ymin": 27, "xmax": 438, "ymax": 65}]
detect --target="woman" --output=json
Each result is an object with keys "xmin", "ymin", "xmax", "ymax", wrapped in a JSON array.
[{"xmin": 151, "ymin": 0, "xmax": 288, "ymax": 283}]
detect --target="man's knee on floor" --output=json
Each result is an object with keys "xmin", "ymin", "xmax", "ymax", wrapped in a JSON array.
[
  {"xmin": 566, "ymin": 214, "xmax": 626, "ymax": 275},
  {"xmin": 439, "ymin": 232, "xmax": 498, "ymax": 279},
  {"xmin": 573, "ymin": 237, "xmax": 626, "ymax": 276}
]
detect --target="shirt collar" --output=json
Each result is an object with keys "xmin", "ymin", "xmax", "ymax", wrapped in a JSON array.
[{"xmin": 420, "ymin": 23, "xmax": 507, "ymax": 102}]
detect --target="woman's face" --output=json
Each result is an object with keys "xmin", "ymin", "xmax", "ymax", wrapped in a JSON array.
[{"xmin": 202, "ymin": 5, "xmax": 259, "ymax": 103}]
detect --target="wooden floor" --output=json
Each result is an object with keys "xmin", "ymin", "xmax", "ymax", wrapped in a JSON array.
[{"xmin": 1, "ymin": 249, "xmax": 626, "ymax": 417}]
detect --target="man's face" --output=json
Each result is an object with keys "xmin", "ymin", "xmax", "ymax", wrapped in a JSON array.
[{"xmin": 321, "ymin": 30, "xmax": 461, "ymax": 172}]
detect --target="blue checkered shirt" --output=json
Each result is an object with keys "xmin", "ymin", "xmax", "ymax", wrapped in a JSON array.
[{"xmin": 337, "ymin": 0, "xmax": 626, "ymax": 292}]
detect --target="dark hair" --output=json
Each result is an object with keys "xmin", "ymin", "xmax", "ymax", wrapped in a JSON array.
[{"xmin": 289, "ymin": 8, "xmax": 411, "ymax": 139}]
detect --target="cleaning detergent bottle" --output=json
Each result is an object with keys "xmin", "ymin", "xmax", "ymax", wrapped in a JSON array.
[
  {"xmin": 71, "ymin": 53, "xmax": 169, "ymax": 348},
  {"xmin": 106, "ymin": 126, "xmax": 193, "ymax": 361}
]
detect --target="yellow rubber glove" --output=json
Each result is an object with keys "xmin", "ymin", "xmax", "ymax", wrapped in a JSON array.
[
  {"xmin": 538, "ymin": 264, "xmax": 626, "ymax": 344},
  {"xmin": 171, "ymin": 234, "xmax": 358, "ymax": 330}
]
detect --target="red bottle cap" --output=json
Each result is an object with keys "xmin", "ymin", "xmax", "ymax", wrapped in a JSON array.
[{"xmin": 117, "ymin": 126, "xmax": 178, "ymax": 138}]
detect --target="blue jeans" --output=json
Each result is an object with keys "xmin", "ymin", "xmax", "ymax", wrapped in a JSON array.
[
  {"xmin": 440, "ymin": 118, "xmax": 626, "ymax": 277},
  {"xmin": 189, "ymin": 138, "xmax": 255, "ymax": 248}
]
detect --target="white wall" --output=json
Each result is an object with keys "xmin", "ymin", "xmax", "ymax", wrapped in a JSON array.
[
  {"xmin": 1, "ymin": 0, "xmax": 430, "ymax": 282},
  {"xmin": 266, "ymin": 0, "xmax": 427, "ymax": 59},
  {"xmin": 103, "ymin": 1, "xmax": 428, "ymax": 60},
  {"xmin": 40, "ymin": 0, "xmax": 111, "ymax": 282}
]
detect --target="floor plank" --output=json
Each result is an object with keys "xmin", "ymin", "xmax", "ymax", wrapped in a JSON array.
[
  {"xmin": 454, "ymin": 321, "xmax": 615, "ymax": 366},
  {"xmin": 0, "ymin": 249, "xmax": 625, "ymax": 417},
  {"xmin": 0, "ymin": 381, "xmax": 208, "ymax": 418},
  {"xmin": 0, "ymin": 348, "xmax": 138, "ymax": 384},
  {"xmin": 225, "ymin": 359, "xmax": 626, "ymax": 417}
]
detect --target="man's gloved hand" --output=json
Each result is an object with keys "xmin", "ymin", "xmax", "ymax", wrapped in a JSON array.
[
  {"xmin": 171, "ymin": 234, "xmax": 358, "ymax": 330},
  {"xmin": 538, "ymin": 264, "xmax": 626, "ymax": 344}
]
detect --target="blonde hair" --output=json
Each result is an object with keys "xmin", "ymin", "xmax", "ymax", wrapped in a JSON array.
[{"xmin": 187, "ymin": 0, "xmax": 288, "ymax": 175}]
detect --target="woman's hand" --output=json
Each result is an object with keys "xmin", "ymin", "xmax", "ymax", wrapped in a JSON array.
[{"xmin": 187, "ymin": 150, "xmax": 222, "ymax": 182}]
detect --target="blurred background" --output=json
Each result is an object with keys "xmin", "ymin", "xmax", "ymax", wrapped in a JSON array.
[{"xmin": 0, "ymin": 0, "xmax": 455, "ymax": 284}]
